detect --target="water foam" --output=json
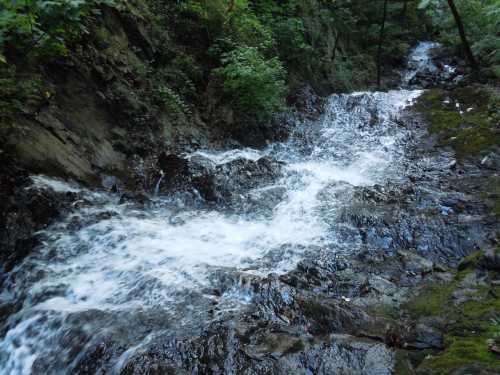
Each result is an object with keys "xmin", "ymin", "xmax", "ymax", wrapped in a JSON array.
[{"xmin": 1, "ymin": 82, "xmax": 423, "ymax": 375}]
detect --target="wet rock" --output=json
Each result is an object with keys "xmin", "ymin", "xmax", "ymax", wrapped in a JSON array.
[
  {"xmin": 481, "ymin": 247, "xmax": 500, "ymax": 271},
  {"xmin": 479, "ymin": 151, "xmax": 500, "ymax": 170},
  {"xmin": 121, "ymin": 329, "xmax": 395, "ymax": 375},
  {"xmin": 240, "ymin": 185, "xmax": 287, "ymax": 215},
  {"xmin": 119, "ymin": 191, "xmax": 150, "ymax": 205},
  {"xmin": 209, "ymin": 156, "xmax": 283, "ymax": 203},
  {"xmin": 162, "ymin": 154, "xmax": 284, "ymax": 206},
  {"xmin": 331, "ymin": 182, "xmax": 491, "ymax": 263},
  {"xmin": 156, "ymin": 152, "xmax": 189, "ymax": 187},
  {"xmin": 406, "ymin": 324, "xmax": 443, "ymax": 350},
  {"xmin": 398, "ymin": 250, "xmax": 434, "ymax": 274},
  {"xmin": 288, "ymin": 85, "xmax": 326, "ymax": 120},
  {"xmin": 450, "ymin": 364, "xmax": 485, "ymax": 375},
  {"xmin": 0, "ymin": 159, "xmax": 79, "ymax": 273}
]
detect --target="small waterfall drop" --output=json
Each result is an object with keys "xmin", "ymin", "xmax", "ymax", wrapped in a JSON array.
[{"xmin": 153, "ymin": 170, "xmax": 164, "ymax": 197}]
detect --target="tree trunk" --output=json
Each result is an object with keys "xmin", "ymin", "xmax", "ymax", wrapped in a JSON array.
[
  {"xmin": 402, "ymin": 0, "xmax": 408, "ymax": 22},
  {"xmin": 331, "ymin": 32, "xmax": 341, "ymax": 64},
  {"xmin": 376, "ymin": 0, "xmax": 388, "ymax": 88},
  {"xmin": 446, "ymin": 0, "xmax": 478, "ymax": 69}
]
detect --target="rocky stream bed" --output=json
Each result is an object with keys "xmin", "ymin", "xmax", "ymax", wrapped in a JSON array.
[{"xmin": 0, "ymin": 43, "xmax": 499, "ymax": 375}]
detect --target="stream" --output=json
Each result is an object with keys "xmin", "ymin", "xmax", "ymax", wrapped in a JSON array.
[{"xmin": 0, "ymin": 43, "xmax": 446, "ymax": 375}]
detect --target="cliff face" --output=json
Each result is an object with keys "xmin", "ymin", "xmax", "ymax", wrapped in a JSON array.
[
  {"xmin": 1, "ymin": 6, "xmax": 203, "ymax": 189},
  {"xmin": 1, "ymin": 0, "xmax": 429, "ymax": 191}
]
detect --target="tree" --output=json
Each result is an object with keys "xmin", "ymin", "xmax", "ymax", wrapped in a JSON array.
[
  {"xmin": 376, "ymin": 0, "xmax": 389, "ymax": 88},
  {"xmin": 419, "ymin": 0, "xmax": 479, "ymax": 69},
  {"xmin": 445, "ymin": 0, "xmax": 478, "ymax": 69}
]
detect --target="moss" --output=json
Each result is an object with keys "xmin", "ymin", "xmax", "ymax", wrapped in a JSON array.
[
  {"xmin": 422, "ymin": 327, "xmax": 500, "ymax": 374},
  {"xmin": 394, "ymin": 350, "xmax": 415, "ymax": 375},
  {"xmin": 404, "ymin": 262, "xmax": 500, "ymax": 374},
  {"xmin": 414, "ymin": 87, "xmax": 500, "ymax": 160},
  {"xmin": 484, "ymin": 176, "xmax": 500, "ymax": 218},
  {"xmin": 404, "ymin": 276, "xmax": 459, "ymax": 317},
  {"xmin": 300, "ymin": 299, "xmax": 332, "ymax": 326},
  {"xmin": 368, "ymin": 303, "xmax": 399, "ymax": 320},
  {"xmin": 458, "ymin": 251, "xmax": 484, "ymax": 271}
]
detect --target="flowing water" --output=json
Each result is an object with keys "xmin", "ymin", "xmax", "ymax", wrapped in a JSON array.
[
  {"xmin": 0, "ymin": 43, "xmax": 439, "ymax": 375},
  {"xmin": 402, "ymin": 41, "xmax": 457, "ymax": 87}
]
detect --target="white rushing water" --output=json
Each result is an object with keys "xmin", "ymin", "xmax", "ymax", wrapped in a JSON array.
[{"xmin": 0, "ymin": 44, "xmax": 434, "ymax": 374}]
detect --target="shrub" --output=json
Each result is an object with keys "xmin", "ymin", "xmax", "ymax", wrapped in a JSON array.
[
  {"xmin": 0, "ymin": 0, "xmax": 115, "ymax": 62},
  {"xmin": 0, "ymin": 65, "xmax": 42, "ymax": 119},
  {"xmin": 154, "ymin": 84, "xmax": 190, "ymax": 119},
  {"xmin": 214, "ymin": 46, "xmax": 286, "ymax": 118}
]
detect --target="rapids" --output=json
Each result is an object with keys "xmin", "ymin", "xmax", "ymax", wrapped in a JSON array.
[{"xmin": 0, "ymin": 43, "xmax": 438, "ymax": 375}]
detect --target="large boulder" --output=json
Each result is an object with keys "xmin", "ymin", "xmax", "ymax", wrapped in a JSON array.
[{"xmin": 156, "ymin": 152, "xmax": 283, "ymax": 206}]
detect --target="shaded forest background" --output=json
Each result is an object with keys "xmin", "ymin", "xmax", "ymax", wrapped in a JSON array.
[{"xmin": 1, "ymin": 0, "xmax": 498, "ymax": 127}]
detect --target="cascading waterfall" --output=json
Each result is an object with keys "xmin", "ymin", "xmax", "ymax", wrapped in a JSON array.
[
  {"xmin": 0, "ymin": 43, "xmax": 436, "ymax": 375},
  {"xmin": 402, "ymin": 41, "xmax": 457, "ymax": 87}
]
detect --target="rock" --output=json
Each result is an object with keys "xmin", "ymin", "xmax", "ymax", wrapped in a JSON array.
[
  {"xmin": 406, "ymin": 324, "xmax": 443, "ymax": 350},
  {"xmin": 398, "ymin": 250, "xmax": 434, "ymax": 274},
  {"xmin": 208, "ymin": 156, "xmax": 283, "ymax": 204},
  {"xmin": 156, "ymin": 152, "xmax": 189, "ymax": 187},
  {"xmin": 0, "ymin": 159, "xmax": 79, "ymax": 273},
  {"xmin": 161, "ymin": 154, "xmax": 284, "ymax": 206},
  {"xmin": 481, "ymin": 247, "xmax": 500, "ymax": 271},
  {"xmin": 288, "ymin": 85, "xmax": 326, "ymax": 119},
  {"xmin": 119, "ymin": 191, "xmax": 150, "ymax": 205},
  {"xmin": 366, "ymin": 276, "xmax": 397, "ymax": 296},
  {"xmin": 450, "ymin": 364, "xmax": 485, "ymax": 375}
]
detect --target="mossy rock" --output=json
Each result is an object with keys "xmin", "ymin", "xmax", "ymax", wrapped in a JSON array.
[
  {"xmin": 414, "ymin": 86, "xmax": 500, "ymax": 160},
  {"xmin": 483, "ymin": 176, "xmax": 500, "ymax": 218},
  {"xmin": 458, "ymin": 251, "xmax": 484, "ymax": 271},
  {"xmin": 402, "ymin": 258, "xmax": 500, "ymax": 374}
]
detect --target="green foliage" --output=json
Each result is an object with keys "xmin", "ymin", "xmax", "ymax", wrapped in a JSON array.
[
  {"xmin": 0, "ymin": 0, "xmax": 115, "ymax": 61},
  {"xmin": 157, "ymin": 0, "xmax": 433, "ymax": 113},
  {"xmin": 0, "ymin": 65, "xmax": 42, "ymax": 118},
  {"xmin": 153, "ymin": 55, "xmax": 201, "ymax": 102},
  {"xmin": 7, "ymin": 0, "xmax": 490, "ymax": 128},
  {"xmin": 214, "ymin": 46, "xmax": 286, "ymax": 117},
  {"xmin": 181, "ymin": 0, "xmax": 249, "ymax": 40},
  {"xmin": 419, "ymin": 0, "xmax": 500, "ymax": 68},
  {"xmin": 154, "ymin": 84, "xmax": 190, "ymax": 119}
]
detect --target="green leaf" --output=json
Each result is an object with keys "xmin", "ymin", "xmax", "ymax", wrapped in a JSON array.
[{"xmin": 418, "ymin": 0, "xmax": 432, "ymax": 9}]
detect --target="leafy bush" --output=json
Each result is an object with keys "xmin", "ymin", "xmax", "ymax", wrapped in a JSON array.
[
  {"xmin": 0, "ymin": 65, "xmax": 42, "ymax": 118},
  {"xmin": 154, "ymin": 84, "xmax": 191, "ymax": 122},
  {"xmin": 0, "ymin": 0, "xmax": 114, "ymax": 62},
  {"xmin": 273, "ymin": 17, "xmax": 313, "ymax": 65},
  {"xmin": 419, "ymin": 0, "xmax": 500, "ymax": 69},
  {"xmin": 181, "ymin": 0, "xmax": 247, "ymax": 40},
  {"xmin": 214, "ymin": 46, "xmax": 286, "ymax": 118},
  {"xmin": 151, "ymin": 55, "xmax": 201, "ymax": 103}
]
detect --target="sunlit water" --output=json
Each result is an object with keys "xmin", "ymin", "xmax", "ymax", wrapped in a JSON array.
[{"xmin": 0, "ymin": 45, "xmax": 434, "ymax": 374}]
